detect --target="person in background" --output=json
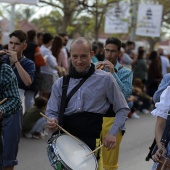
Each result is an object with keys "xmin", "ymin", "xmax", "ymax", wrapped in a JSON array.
[
  {"xmin": 37, "ymin": 32, "xmax": 44, "ymax": 47},
  {"xmin": 51, "ymin": 36, "xmax": 68, "ymax": 74},
  {"xmin": 147, "ymin": 51, "xmax": 162, "ymax": 97},
  {"xmin": 133, "ymin": 78, "xmax": 152, "ymax": 114},
  {"xmin": 125, "ymin": 41, "xmax": 136, "ymax": 60},
  {"xmin": 2, "ymin": 30, "xmax": 35, "ymax": 170},
  {"xmin": 120, "ymin": 43, "xmax": 138, "ymax": 70},
  {"xmin": 46, "ymin": 37, "xmax": 130, "ymax": 156},
  {"xmin": 23, "ymin": 96, "xmax": 47, "ymax": 139},
  {"xmin": 91, "ymin": 42, "xmax": 99, "ymax": 64},
  {"xmin": 95, "ymin": 42, "xmax": 105, "ymax": 61},
  {"xmin": 96, "ymin": 37, "xmax": 132, "ymax": 170},
  {"xmin": 23, "ymin": 29, "xmax": 46, "ymax": 111},
  {"xmin": 40, "ymin": 33, "xmax": 61, "ymax": 99},
  {"xmin": 132, "ymin": 46, "xmax": 148, "ymax": 85},
  {"xmin": 59, "ymin": 33, "xmax": 70, "ymax": 58},
  {"xmin": 157, "ymin": 48, "xmax": 170, "ymax": 77}
]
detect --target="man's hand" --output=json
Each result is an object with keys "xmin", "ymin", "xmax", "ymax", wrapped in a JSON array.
[
  {"xmin": 46, "ymin": 118, "xmax": 58, "ymax": 132},
  {"xmin": 6, "ymin": 50, "xmax": 18, "ymax": 64},
  {"xmin": 102, "ymin": 133, "xmax": 116, "ymax": 150},
  {"xmin": 152, "ymin": 146, "xmax": 167, "ymax": 162},
  {"xmin": 96, "ymin": 61, "xmax": 105, "ymax": 70},
  {"xmin": 102, "ymin": 60, "xmax": 114, "ymax": 73},
  {"xmin": 0, "ymin": 50, "xmax": 6, "ymax": 56},
  {"xmin": 96, "ymin": 60, "xmax": 114, "ymax": 73}
]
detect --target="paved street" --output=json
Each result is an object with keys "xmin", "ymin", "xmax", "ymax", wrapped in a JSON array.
[{"xmin": 17, "ymin": 113, "xmax": 156, "ymax": 170}]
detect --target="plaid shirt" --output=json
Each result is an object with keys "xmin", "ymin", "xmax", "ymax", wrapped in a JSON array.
[{"xmin": 0, "ymin": 63, "xmax": 21, "ymax": 118}]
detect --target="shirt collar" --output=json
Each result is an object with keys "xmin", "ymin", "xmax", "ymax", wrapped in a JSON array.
[{"xmin": 114, "ymin": 62, "xmax": 121, "ymax": 72}]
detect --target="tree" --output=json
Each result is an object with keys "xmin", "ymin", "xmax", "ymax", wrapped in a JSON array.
[
  {"xmin": 39, "ymin": 0, "xmax": 89, "ymax": 33},
  {"xmin": 32, "ymin": 10, "xmax": 63, "ymax": 34},
  {"xmin": 15, "ymin": 7, "xmax": 36, "ymax": 21},
  {"xmin": 85, "ymin": 0, "xmax": 119, "ymax": 41},
  {"xmin": 38, "ymin": 0, "xmax": 120, "ymax": 40}
]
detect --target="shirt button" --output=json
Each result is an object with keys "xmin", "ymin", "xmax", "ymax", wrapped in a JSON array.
[
  {"xmin": 79, "ymin": 108, "xmax": 80, "ymax": 110},
  {"xmin": 78, "ymin": 97, "xmax": 80, "ymax": 99}
]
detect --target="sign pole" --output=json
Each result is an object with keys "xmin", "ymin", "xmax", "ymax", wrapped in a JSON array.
[
  {"xmin": 130, "ymin": 0, "xmax": 137, "ymax": 41},
  {"xmin": 9, "ymin": 3, "xmax": 15, "ymax": 33}
]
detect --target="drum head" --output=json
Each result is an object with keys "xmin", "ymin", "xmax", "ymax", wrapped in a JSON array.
[{"xmin": 55, "ymin": 134, "xmax": 98, "ymax": 170}]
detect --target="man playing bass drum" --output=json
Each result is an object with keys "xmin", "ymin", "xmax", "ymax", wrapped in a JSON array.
[{"xmin": 46, "ymin": 37, "xmax": 130, "ymax": 152}]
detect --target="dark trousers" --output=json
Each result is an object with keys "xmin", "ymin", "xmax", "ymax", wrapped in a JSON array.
[{"xmin": 0, "ymin": 120, "xmax": 3, "ymax": 170}]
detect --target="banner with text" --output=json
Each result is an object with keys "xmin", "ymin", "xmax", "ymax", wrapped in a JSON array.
[
  {"xmin": 104, "ymin": 2, "xmax": 130, "ymax": 34},
  {"xmin": 136, "ymin": 4, "xmax": 163, "ymax": 37}
]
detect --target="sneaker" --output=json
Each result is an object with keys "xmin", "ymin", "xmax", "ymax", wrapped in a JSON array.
[
  {"xmin": 131, "ymin": 112, "xmax": 140, "ymax": 119},
  {"xmin": 142, "ymin": 109, "xmax": 150, "ymax": 114},
  {"xmin": 24, "ymin": 132, "xmax": 32, "ymax": 139},
  {"xmin": 44, "ymin": 131, "xmax": 48, "ymax": 136},
  {"xmin": 32, "ymin": 132, "xmax": 42, "ymax": 139},
  {"xmin": 41, "ymin": 130, "xmax": 48, "ymax": 137}
]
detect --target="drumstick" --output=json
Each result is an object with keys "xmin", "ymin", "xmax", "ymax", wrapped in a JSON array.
[
  {"xmin": 40, "ymin": 112, "xmax": 82, "ymax": 143},
  {"xmin": 86, "ymin": 144, "xmax": 103, "ymax": 157},
  {"xmin": 0, "ymin": 98, "xmax": 7, "ymax": 105}
]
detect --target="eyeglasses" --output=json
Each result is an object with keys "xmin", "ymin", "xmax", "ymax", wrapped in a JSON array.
[{"xmin": 105, "ymin": 49, "xmax": 118, "ymax": 54}]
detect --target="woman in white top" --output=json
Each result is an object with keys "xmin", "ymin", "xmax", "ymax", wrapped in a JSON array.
[{"xmin": 151, "ymin": 86, "xmax": 170, "ymax": 170}]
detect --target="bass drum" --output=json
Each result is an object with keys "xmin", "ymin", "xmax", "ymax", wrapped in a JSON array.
[{"xmin": 47, "ymin": 133, "xmax": 98, "ymax": 170}]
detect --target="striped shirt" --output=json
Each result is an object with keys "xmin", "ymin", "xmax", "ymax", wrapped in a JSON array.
[
  {"xmin": 113, "ymin": 62, "xmax": 133, "ymax": 99},
  {"xmin": 46, "ymin": 69, "xmax": 130, "ymax": 136},
  {"xmin": 0, "ymin": 63, "xmax": 21, "ymax": 118}
]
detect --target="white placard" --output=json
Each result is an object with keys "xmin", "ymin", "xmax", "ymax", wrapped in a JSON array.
[
  {"xmin": 0, "ymin": 0, "xmax": 38, "ymax": 5},
  {"xmin": 136, "ymin": 4, "xmax": 163, "ymax": 37},
  {"xmin": 104, "ymin": 2, "xmax": 130, "ymax": 34}
]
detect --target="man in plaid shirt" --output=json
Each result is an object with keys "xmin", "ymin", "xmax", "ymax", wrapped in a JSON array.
[
  {"xmin": 0, "ymin": 63, "xmax": 21, "ymax": 118},
  {"xmin": 0, "ymin": 56, "xmax": 21, "ymax": 169}
]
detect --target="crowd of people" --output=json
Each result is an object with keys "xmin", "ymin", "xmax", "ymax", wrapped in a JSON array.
[{"xmin": 0, "ymin": 28, "xmax": 170, "ymax": 170}]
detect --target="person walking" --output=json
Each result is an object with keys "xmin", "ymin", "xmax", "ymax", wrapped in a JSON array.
[
  {"xmin": 96, "ymin": 37, "xmax": 133, "ymax": 170},
  {"xmin": 46, "ymin": 37, "xmax": 130, "ymax": 155},
  {"xmin": 2, "ymin": 30, "xmax": 35, "ymax": 170}
]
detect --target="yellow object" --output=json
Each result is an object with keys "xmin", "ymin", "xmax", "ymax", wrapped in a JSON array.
[{"xmin": 98, "ymin": 117, "xmax": 123, "ymax": 170}]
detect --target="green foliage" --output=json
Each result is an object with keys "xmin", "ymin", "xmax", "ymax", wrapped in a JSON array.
[{"xmin": 2, "ymin": 0, "xmax": 169, "ymax": 46}]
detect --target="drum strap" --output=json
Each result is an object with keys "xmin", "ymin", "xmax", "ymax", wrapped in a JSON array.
[
  {"xmin": 58, "ymin": 75, "xmax": 90, "ymax": 127},
  {"xmin": 58, "ymin": 75, "xmax": 70, "ymax": 126}
]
